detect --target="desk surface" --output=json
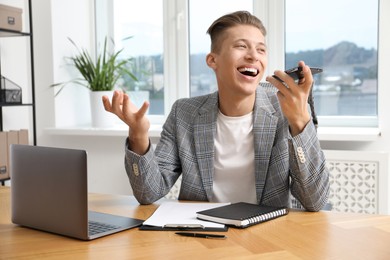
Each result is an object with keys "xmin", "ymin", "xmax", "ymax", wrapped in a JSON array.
[{"xmin": 1, "ymin": 186, "xmax": 390, "ymax": 259}]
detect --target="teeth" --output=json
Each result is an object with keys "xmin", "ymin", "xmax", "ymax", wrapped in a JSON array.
[{"xmin": 238, "ymin": 67, "xmax": 257, "ymax": 73}]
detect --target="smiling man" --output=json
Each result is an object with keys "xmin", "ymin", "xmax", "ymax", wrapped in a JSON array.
[{"xmin": 102, "ymin": 11, "xmax": 330, "ymax": 211}]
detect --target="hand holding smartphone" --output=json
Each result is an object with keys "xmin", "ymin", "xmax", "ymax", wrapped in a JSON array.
[{"xmin": 273, "ymin": 66, "xmax": 323, "ymax": 82}]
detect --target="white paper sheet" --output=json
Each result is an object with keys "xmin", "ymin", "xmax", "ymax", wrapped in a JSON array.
[{"xmin": 143, "ymin": 202, "xmax": 229, "ymax": 228}]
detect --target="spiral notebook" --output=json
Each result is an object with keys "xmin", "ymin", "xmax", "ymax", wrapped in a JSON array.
[{"xmin": 196, "ymin": 202, "xmax": 288, "ymax": 228}]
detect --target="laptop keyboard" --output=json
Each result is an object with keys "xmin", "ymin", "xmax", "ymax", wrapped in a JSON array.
[{"xmin": 88, "ymin": 220, "xmax": 121, "ymax": 236}]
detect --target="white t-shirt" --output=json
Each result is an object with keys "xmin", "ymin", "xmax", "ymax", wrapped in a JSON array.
[{"xmin": 211, "ymin": 110, "xmax": 257, "ymax": 204}]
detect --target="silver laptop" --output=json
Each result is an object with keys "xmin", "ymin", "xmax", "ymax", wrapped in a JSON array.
[{"xmin": 10, "ymin": 144, "xmax": 143, "ymax": 240}]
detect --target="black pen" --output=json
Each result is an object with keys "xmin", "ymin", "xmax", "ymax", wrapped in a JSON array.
[{"xmin": 175, "ymin": 232, "xmax": 226, "ymax": 239}]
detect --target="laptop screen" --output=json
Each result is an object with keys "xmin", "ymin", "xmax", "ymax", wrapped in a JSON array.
[{"xmin": 11, "ymin": 144, "xmax": 89, "ymax": 238}]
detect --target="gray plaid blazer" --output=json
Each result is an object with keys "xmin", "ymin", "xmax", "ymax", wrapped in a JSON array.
[{"xmin": 125, "ymin": 87, "xmax": 329, "ymax": 211}]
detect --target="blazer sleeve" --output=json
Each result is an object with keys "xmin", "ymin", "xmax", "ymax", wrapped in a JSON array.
[
  {"xmin": 124, "ymin": 102, "xmax": 182, "ymax": 205},
  {"xmin": 288, "ymin": 121, "xmax": 330, "ymax": 211}
]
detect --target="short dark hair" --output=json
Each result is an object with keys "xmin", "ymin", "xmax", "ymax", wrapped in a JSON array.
[{"xmin": 207, "ymin": 11, "xmax": 267, "ymax": 53}]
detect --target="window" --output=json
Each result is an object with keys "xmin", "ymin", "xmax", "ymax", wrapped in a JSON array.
[
  {"xmin": 96, "ymin": 0, "xmax": 380, "ymax": 128},
  {"xmin": 97, "ymin": 0, "xmax": 165, "ymax": 116},
  {"xmin": 285, "ymin": 0, "xmax": 379, "ymax": 126}
]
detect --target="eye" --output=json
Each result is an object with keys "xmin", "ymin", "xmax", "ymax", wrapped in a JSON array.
[
  {"xmin": 257, "ymin": 47, "xmax": 266, "ymax": 54},
  {"xmin": 236, "ymin": 43, "xmax": 247, "ymax": 49}
]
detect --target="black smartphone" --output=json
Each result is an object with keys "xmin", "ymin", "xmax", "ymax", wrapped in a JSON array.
[{"xmin": 273, "ymin": 66, "xmax": 323, "ymax": 82}]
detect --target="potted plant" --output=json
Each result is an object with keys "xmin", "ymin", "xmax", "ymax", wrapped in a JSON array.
[{"xmin": 52, "ymin": 37, "xmax": 137, "ymax": 127}]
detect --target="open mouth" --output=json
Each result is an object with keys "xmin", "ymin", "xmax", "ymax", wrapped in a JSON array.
[{"xmin": 238, "ymin": 67, "xmax": 259, "ymax": 77}]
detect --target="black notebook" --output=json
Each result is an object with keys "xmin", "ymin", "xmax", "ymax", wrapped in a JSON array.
[{"xmin": 196, "ymin": 202, "xmax": 288, "ymax": 228}]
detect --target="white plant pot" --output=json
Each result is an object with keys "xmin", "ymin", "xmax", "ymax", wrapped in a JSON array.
[{"xmin": 89, "ymin": 91, "xmax": 115, "ymax": 128}]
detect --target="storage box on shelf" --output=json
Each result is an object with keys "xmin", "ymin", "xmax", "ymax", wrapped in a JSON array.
[{"xmin": 0, "ymin": 4, "xmax": 23, "ymax": 32}]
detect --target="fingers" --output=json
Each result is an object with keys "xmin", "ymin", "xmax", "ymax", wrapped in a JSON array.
[
  {"xmin": 138, "ymin": 101, "xmax": 150, "ymax": 118},
  {"xmin": 265, "ymin": 61, "xmax": 313, "ymax": 135},
  {"xmin": 297, "ymin": 61, "xmax": 313, "ymax": 89},
  {"xmin": 110, "ymin": 90, "xmax": 125, "ymax": 115},
  {"xmin": 122, "ymin": 94, "xmax": 149, "ymax": 119},
  {"xmin": 107, "ymin": 91, "xmax": 149, "ymax": 122},
  {"xmin": 102, "ymin": 90, "xmax": 122, "ymax": 112},
  {"xmin": 101, "ymin": 90, "xmax": 128, "ymax": 123},
  {"xmin": 266, "ymin": 61, "xmax": 313, "ymax": 95},
  {"xmin": 265, "ymin": 72, "xmax": 293, "ymax": 97},
  {"xmin": 297, "ymin": 60, "xmax": 306, "ymax": 69},
  {"xmin": 102, "ymin": 95, "xmax": 112, "ymax": 112}
]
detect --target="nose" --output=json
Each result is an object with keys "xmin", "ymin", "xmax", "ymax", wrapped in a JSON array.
[{"xmin": 246, "ymin": 48, "xmax": 259, "ymax": 62}]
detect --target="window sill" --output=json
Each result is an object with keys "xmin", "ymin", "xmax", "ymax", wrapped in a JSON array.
[
  {"xmin": 45, "ymin": 125, "xmax": 381, "ymax": 142},
  {"xmin": 45, "ymin": 125, "xmax": 163, "ymax": 138},
  {"xmin": 317, "ymin": 127, "xmax": 381, "ymax": 141}
]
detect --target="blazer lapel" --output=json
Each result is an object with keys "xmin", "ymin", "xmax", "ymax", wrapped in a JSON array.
[
  {"xmin": 253, "ymin": 88, "xmax": 279, "ymax": 204},
  {"xmin": 193, "ymin": 93, "xmax": 219, "ymax": 201}
]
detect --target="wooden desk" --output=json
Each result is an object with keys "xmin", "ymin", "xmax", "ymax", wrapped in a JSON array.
[{"xmin": 1, "ymin": 186, "xmax": 390, "ymax": 259}]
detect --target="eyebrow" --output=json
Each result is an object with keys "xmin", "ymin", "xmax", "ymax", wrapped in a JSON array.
[
  {"xmin": 235, "ymin": 38, "xmax": 267, "ymax": 48},
  {"xmin": 258, "ymin": 42, "xmax": 267, "ymax": 49}
]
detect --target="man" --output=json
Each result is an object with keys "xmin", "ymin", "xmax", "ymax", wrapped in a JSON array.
[{"xmin": 102, "ymin": 11, "xmax": 329, "ymax": 211}]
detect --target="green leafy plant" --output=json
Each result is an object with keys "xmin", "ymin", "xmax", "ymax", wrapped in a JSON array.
[{"xmin": 52, "ymin": 37, "xmax": 137, "ymax": 95}]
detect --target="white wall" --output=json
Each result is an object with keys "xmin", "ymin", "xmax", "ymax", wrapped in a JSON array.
[
  {"xmin": 30, "ymin": 0, "xmax": 132, "ymax": 195},
  {"xmin": 28, "ymin": 0, "xmax": 390, "ymax": 200}
]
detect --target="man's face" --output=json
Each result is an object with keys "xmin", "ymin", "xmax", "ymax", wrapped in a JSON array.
[{"xmin": 207, "ymin": 25, "xmax": 268, "ymax": 98}]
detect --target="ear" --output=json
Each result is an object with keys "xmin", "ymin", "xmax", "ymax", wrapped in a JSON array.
[{"xmin": 206, "ymin": 53, "xmax": 217, "ymax": 70}]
